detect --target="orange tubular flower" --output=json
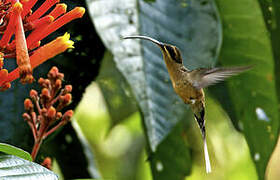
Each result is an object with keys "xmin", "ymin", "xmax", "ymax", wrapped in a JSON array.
[
  {"xmin": 26, "ymin": 7, "xmax": 85, "ymax": 48},
  {"xmin": 0, "ymin": 0, "xmax": 85, "ymax": 90},
  {"xmin": 26, "ymin": 0, "xmax": 60, "ymax": 22},
  {"xmin": 14, "ymin": 2, "xmax": 33, "ymax": 83},
  {"xmin": 49, "ymin": 3, "xmax": 67, "ymax": 20},
  {"xmin": 0, "ymin": 33, "xmax": 74, "ymax": 86}
]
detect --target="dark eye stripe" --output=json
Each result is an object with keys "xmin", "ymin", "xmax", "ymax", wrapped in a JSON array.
[
  {"xmin": 164, "ymin": 45, "xmax": 182, "ymax": 63},
  {"xmin": 165, "ymin": 45, "xmax": 176, "ymax": 59}
]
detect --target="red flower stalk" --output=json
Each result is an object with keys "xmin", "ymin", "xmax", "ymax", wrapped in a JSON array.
[
  {"xmin": 23, "ymin": 66, "xmax": 73, "ymax": 161},
  {"xmin": 0, "ymin": 0, "xmax": 85, "ymax": 90}
]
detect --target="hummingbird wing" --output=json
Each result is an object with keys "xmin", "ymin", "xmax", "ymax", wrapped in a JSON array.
[{"xmin": 189, "ymin": 65, "xmax": 252, "ymax": 89}]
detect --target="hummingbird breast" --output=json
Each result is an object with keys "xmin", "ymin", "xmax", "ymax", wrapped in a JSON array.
[
  {"xmin": 164, "ymin": 63, "xmax": 205, "ymax": 105},
  {"xmin": 172, "ymin": 79, "xmax": 204, "ymax": 105}
]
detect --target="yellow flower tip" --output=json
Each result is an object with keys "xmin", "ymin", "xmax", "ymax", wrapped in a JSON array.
[
  {"xmin": 65, "ymin": 39, "xmax": 74, "ymax": 49},
  {"xmin": 74, "ymin": 7, "xmax": 86, "ymax": 18},
  {"xmin": 60, "ymin": 33, "xmax": 74, "ymax": 49},
  {"xmin": 62, "ymin": 32, "xmax": 70, "ymax": 40},
  {"xmin": 29, "ymin": 33, "xmax": 74, "ymax": 69},
  {"xmin": 58, "ymin": 3, "xmax": 67, "ymax": 11},
  {"xmin": 13, "ymin": 2, "xmax": 23, "ymax": 13}
]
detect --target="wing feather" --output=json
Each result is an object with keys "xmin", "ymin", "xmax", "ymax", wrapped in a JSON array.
[{"xmin": 189, "ymin": 65, "xmax": 253, "ymax": 89}]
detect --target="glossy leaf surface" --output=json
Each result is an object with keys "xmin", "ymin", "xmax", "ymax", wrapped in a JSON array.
[
  {"xmin": 0, "ymin": 154, "xmax": 57, "ymax": 179},
  {"xmin": 214, "ymin": 0, "xmax": 279, "ymax": 178}
]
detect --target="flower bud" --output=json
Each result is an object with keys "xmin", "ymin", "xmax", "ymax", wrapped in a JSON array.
[
  {"xmin": 41, "ymin": 108, "xmax": 47, "ymax": 115},
  {"xmin": 38, "ymin": 77, "xmax": 45, "ymax": 85},
  {"xmin": 62, "ymin": 110, "xmax": 73, "ymax": 123},
  {"xmin": 64, "ymin": 85, "xmax": 72, "ymax": 93},
  {"xmin": 24, "ymin": 98, "xmax": 33, "ymax": 111},
  {"xmin": 41, "ymin": 157, "xmax": 52, "ymax": 170},
  {"xmin": 44, "ymin": 79, "xmax": 51, "ymax": 87},
  {"xmin": 56, "ymin": 112, "xmax": 62, "ymax": 120},
  {"xmin": 41, "ymin": 88, "xmax": 50, "ymax": 98},
  {"xmin": 0, "ymin": 82, "xmax": 11, "ymax": 91},
  {"xmin": 64, "ymin": 93, "xmax": 72, "ymax": 104},
  {"xmin": 30, "ymin": 89, "xmax": 38, "ymax": 100},
  {"xmin": 54, "ymin": 79, "xmax": 62, "ymax": 89},
  {"xmin": 59, "ymin": 93, "xmax": 72, "ymax": 107},
  {"xmin": 22, "ymin": 113, "xmax": 31, "ymax": 121},
  {"xmin": 48, "ymin": 66, "xmax": 59, "ymax": 79},
  {"xmin": 57, "ymin": 72, "xmax": 64, "ymax": 80},
  {"xmin": 47, "ymin": 106, "xmax": 56, "ymax": 119}
]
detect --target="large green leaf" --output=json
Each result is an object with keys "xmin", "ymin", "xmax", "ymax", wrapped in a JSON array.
[
  {"xmin": 214, "ymin": 0, "xmax": 279, "ymax": 179},
  {"xmin": 87, "ymin": 0, "xmax": 221, "ymax": 152},
  {"xmin": 149, "ymin": 118, "xmax": 192, "ymax": 180},
  {"xmin": 97, "ymin": 51, "xmax": 137, "ymax": 126},
  {"xmin": 0, "ymin": 154, "xmax": 58, "ymax": 179},
  {"xmin": 257, "ymin": 0, "xmax": 280, "ymax": 106}
]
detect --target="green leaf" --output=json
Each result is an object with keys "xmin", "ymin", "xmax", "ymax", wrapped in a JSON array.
[
  {"xmin": 87, "ymin": 0, "xmax": 222, "ymax": 152},
  {"xmin": 208, "ymin": 82, "xmax": 240, "ymax": 130},
  {"xmin": 258, "ymin": 0, "xmax": 280, "ymax": 118},
  {"xmin": 0, "ymin": 154, "xmax": 58, "ymax": 179},
  {"xmin": 149, "ymin": 119, "xmax": 192, "ymax": 180},
  {"xmin": 214, "ymin": 0, "xmax": 279, "ymax": 179},
  {"xmin": 0, "ymin": 143, "xmax": 32, "ymax": 161},
  {"xmin": 73, "ymin": 179, "xmax": 108, "ymax": 180},
  {"xmin": 97, "ymin": 51, "xmax": 138, "ymax": 126}
]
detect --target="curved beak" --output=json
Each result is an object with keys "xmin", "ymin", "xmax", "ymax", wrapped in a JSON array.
[{"xmin": 123, "ymin": 35, "xmax": 164, "ymax": 48}]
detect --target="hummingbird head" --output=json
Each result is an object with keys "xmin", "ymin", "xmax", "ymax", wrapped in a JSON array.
[
  {"xmin": 123, "ymin": 35, "xmax": 183, "ymax": 64},
  {"xmin": 161, "ymin": 44, "xmax": 182, "ymax": 64}
]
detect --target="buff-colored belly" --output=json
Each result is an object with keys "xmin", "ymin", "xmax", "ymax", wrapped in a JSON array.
[{"xmin": 173, "ymin": 81, "xmax": 204, "ymax": 105}]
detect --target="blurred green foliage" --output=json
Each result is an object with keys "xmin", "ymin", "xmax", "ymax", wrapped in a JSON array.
[{"xmin": 75, "ymin": 82, "xmax": 261, "ymax": 179}]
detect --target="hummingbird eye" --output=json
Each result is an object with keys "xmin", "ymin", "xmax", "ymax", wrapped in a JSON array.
[{"xmin": 164, "ymin": 45, "xmax": 182, "ymax": 64}]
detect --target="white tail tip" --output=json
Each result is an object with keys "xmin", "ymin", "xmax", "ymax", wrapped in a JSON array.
[{"xmin": 204, "ymin": 138, "xmax": 212, "ymax": 173}]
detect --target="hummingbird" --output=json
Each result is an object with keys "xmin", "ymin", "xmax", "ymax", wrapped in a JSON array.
[{"xmin": 123, "ymin": 35, "xmax": 252, "ymax": 173}]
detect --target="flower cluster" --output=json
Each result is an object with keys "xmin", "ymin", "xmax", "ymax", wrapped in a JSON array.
[
  {"xmin": 23, "ymin": 66, "xmax": 73, "ymax": 160},
  {"xmin": 0, "ymin": 0, "xmax": 85, "ymax": 90}
]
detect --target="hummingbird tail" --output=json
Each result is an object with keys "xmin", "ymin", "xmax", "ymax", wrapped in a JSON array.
[
  {"xmin": 193, "ymin": 108, "xmax": 206, "ymax": 139},
  {"xmin": 203, "ymin": 138, "xmax": 212, "ymax": 173},
  {"xmin": 193, "ymin": 107, "xmax": 211, "ymax": 173}
]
